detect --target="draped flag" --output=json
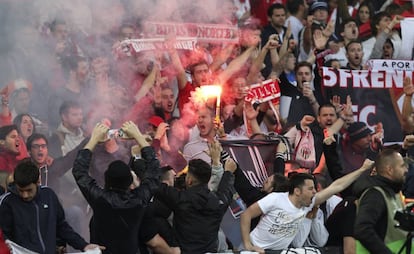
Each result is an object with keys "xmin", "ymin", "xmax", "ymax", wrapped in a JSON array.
[{"xmin": 321, "ymin": 67, "xmax": 409, "ymax": 142}]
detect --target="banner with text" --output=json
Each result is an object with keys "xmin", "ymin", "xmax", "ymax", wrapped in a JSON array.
[
  {"xmin": 117, "ymin": 37, "xmax": 197, "ymax": 56},
  {"xmin": 367, "ymin": 59, "xmax": 414, "ymax": 72},
  {"xmin": 143, "ymin": 21, "xmax": 239, "ymax": 43},
  {"xmin": 321, "ymin": 67, "xmax": 409, "ymax": 142},
  {"xmin": 245, "ymin": 79, "xmax": 281, "ymax": 104}
]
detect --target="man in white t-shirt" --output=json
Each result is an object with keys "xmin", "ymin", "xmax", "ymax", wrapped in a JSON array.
[{"xmin": 240, "ymin": 160, "xmax": 374, "ymax": 252}]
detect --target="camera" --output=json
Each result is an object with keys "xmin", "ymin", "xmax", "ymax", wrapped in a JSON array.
[
  {"xmin": 107, "ymin": 129, "xmax": 130, "ymax": 139},
  {"xmin": 394, "ymin": 203, "xmax": 414, "ymax": 232}
]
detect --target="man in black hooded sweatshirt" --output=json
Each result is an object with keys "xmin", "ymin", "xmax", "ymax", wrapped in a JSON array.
[
  {"xmin": 155, "ymin": 157, "xmax": 237, "ymax": 254},
  {"xmin": 73, "ymin": 121, "xmax": 160, "ymax": 254}
]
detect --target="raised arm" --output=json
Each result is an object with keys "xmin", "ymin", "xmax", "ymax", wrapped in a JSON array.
[
  {"xmin": 72, "ymin": 123, "xmax": 109, "ymax": 203},
  {"xmin": 217, "ymin": 46, "xmax": 256, "ymax": 84},
  {"xmin": 0, "ymin": 94, "xmax": 11, "ymax": 126},
  {"xmin": 215, "ymin": 158, "xmax": 237, "ymax": 208},
  {"xmin": 208, "ymin": 140, "xmax": 224, "ymax": 192},
  {"xmin": 121, "ymin": 121, "xmax": 161, "ymax": 199},
  {"xmin": 402, "ymin": 77, "xmax": 414, "ymax": 133},
  {"xmin": 209, "ymin": 44, "xmax": 236, "ymax": 73},
  {"xmin": 244, "ymin": 101, "xmax": 261, "ymax": 135},
  {"xmin": 167, "ymin": 41, "xmax": 188, "ymax": 90},
  {"xmin": 134, "ymin": 65, "xmax": 158, "ymax": 102},
  {"xmin": 369, "ymin": 15, "xmax": 403, "ymax": 60},
  {"xmin": 247, "ymin": 35, "xmax": 279, "ymax": 82}
]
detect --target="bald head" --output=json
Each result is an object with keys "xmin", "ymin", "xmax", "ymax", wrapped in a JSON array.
[{"xmin": 374, "ymin": 149, "xmax": 399, "ymax": 175}]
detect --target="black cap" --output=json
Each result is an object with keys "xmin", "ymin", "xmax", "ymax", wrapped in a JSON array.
[
  {"xmin": 347, "ymin": 122, "xmax": 372, "ymax": 142},
  {"xmin": 105, "ymin": 160, "xmax": 133, "ymax": 190}
]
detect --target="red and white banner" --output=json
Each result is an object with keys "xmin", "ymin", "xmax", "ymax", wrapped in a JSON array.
[
  {"xmin": 118, "ymin": 37, "xmax": 197, "ymax": 55},
  {"xmin": 143, "ymin": 21, "xmax": 239, "ymax": 43},
  {"xmin": 244, "ymin": 79, "xmax": 281, "ymax": 104}
]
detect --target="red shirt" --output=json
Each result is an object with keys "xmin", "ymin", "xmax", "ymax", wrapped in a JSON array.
[
  {"xmin": 0, "ymin": 229, "xmax": 10, "ymax": 254},
  {"xmin": 250, "ymin": 0, "xmax": 286, "ymax": 27},
  {"xmin": 178, "ymin": 81, "xmax": 196, "ymax": 114},
  {"xmin": 0, "ymin": 150, "xmax": 20, "ymax": 174}
]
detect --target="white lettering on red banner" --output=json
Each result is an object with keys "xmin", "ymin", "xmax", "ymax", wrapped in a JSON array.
[
  {"xmin": 143, "ymin": 22, "xmax": 239, "ymax": 43},
  {"xmin": 244, "ymin": 79, "xmax": 281, "ymax": 103},
  {"xmin": 321, "ymin": 67, "xmax": 413, "ymax": 89}
]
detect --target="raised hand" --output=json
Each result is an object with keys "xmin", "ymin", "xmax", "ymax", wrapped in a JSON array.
[
  {"xmin": 371, "ymin": 122, "xmax": 384, "ymax": 150},
  {"xmin": 154, "ymin": 122, "xmax": 169, "ymax": 140},
  {"xmin": 403, "ymin": 77, "xmax": 414, "ymax": 96},
  {"xmin": 389, "ymin": 15, "xmax": 404, "ymax": 30},
  {"xmin": 300, "ymin": 115, "xmax": 315, "ymax": 131},
  {"xmin": 264, "ymin": 34, "xmax": 280, "ymax": 50},
  {"xmin": 276, "ymin": 142, "xmax": 287, "ymax": 154},
  {"xmin": 323, "ymin": 20, "xmax": 335, "ymax": 38},
  {"xmin": 302, "ymin": 82, "xmax": 314, "ymax": 98},
  {"xmin": 330, "ymin": 95, "xmax": 342, "ymax": 114},
  {"xmin": 208, "ymin": 140, "xmax": 223, "ymax": 166},
  {"xmin": 340, "ymin": 95, "xmax": 354, "ymax": 124},
  {"xmin": 361, "ymin": 159, "xmax": 374, "ymax": 173},
  {"xmin": 403, "ymin": 134, "xmax": 414, "ymax": 149},
  {"xmin": 224, "ymin": 158, "xmax": 237, "ymax": 173},
  {"xmin": 285, "ymin": 21, "xmax": 292, "ymax": 40},
  {"xmin": 214, "ymin": 119, "xmax": 226, "ymax": 138},
  {"xmin": 244, "ymin": 102, "xmax": 259, "ymax": 121},
  {"xmin": 313, "ymin": 29, "xmax": 328, "ymax": 50},
  {"xmin": 91, "ymin": 123, "xmax": 110, "ymax": 143},
  {"xmin": 121, "ymin": 121, "xmax": 142, "ymax": 140}
]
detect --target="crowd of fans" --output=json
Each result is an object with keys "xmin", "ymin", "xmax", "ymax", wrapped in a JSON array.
[{"xmin": 0, "ymin": 0, "xmax": 414, "ymax": 253}]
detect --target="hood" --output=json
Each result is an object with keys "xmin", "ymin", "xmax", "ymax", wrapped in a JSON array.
[
  {"xmin": 353, "ymin": 174, "xmax": 402, "ymax": 198},
  {"xmin": 6, "ymin": 183, "xmax": 41, "ymax": 202},
  {"xmin": 6, "ymin": 182, "xmax": 18, "ymax": 195}
]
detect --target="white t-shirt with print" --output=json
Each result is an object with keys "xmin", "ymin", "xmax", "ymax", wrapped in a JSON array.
[{"xmin": 249, "ymin": 192, "xmax": 315, "ymax": 250}]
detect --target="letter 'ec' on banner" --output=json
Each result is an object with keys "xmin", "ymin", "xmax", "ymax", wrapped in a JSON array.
[
  {"xmin": 320, "ymin": 67, "xmax": 412, "ymax": 142},
  {"xmin": 143, "ymin": 21, "xmax": 239, "ymax": 43}
]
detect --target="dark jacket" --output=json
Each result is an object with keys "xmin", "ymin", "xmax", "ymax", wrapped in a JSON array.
[
  {"xmin": 234, "ymin": 155, "xmax": 285, "ymax": 208},
  {"xmin": 156, "ymin": 171, "xmax": 234, "ymax": 254},
  {"xmin": 279, "ymin": 73, "xmax": 316, "ymax": 126},
  {"xmin": 0, "ymin": 185, "xmax": 88, "ymax": 254},
  {"xmin": 72, "ymin": 146, "xmax": 161, "ymax": 254},
  {"xmin": 353, "ymin": 175, "xmax": 404, "ymax": 254}
]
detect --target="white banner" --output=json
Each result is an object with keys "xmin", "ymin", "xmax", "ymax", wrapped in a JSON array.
[
  {"xmin": 401, "ymin": 18, "xmax": 414, "ymax": 60},
  {"xmin": 6, "ymin": 240, "xmax": 102, "ymax": 254},
  {"xmin": 119, "ymin": 37, "xmax": 197, "ymax": 54},
  {"xmin": 143, "ymin": 21, "xmax": 239, "ymax": 43},
  {"xmin": 6, "ymin": 240, "xmax": 38, "ymax": 254},
  {"xmin": 367, "ymin": 59, "xmax": 414, "ymax": 72}
]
